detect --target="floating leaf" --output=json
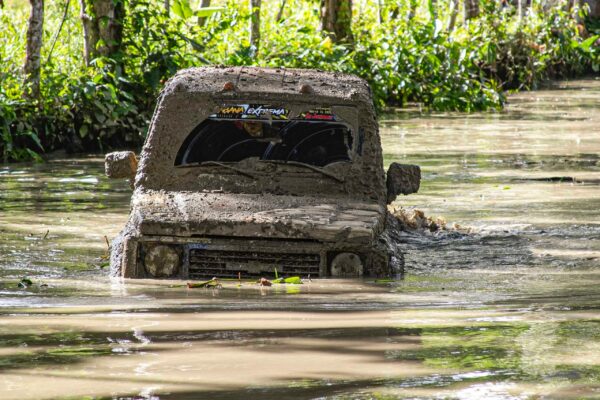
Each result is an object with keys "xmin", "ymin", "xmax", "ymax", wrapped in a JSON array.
[
  {"xmin": 195, "ymin": 6, "xmax": 225, "ymax": 18},
  {"xmin": 18, "ymin": 278, "xmax": 33, "ymax": 288},
  {"xmin": 272, "ymin": 276, "xmax": 302, "ymax": 284},
  {"xmin": 187, "ymin": 278, "xmax": 221, "ymax": 288},
  {"xmin": 374, "ymin": 278, "xmax": 395, "ymax": 284}
]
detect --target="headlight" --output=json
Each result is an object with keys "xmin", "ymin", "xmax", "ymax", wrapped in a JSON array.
[
  {"xmin": 330, "ymin": 253, "xmax": 363, "ymax": 277},
  {"xmin": 143, "ymin": 244, "xmax": 180, "ymax": 278}
]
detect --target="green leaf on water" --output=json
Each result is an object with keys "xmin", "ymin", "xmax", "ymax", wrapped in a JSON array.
[
  {"xmin": 272, "ymin": 276, "xmax": 303, "ymax": 284},
  {"xmin": 374, "ymin": 278, "xmax": 395, "ymax": 284},
  {"xmin": 187, "ymin": 279, "xmax": 221, "ymax": 288},
  {"xmin": 18, "ymin": 277, "xmax": 33, "ymax": 288}
]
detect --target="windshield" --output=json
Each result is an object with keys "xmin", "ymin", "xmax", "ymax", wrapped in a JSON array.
[{"xmin": 175, "ymin": 107, "xmax": 354, "ymax": 168}]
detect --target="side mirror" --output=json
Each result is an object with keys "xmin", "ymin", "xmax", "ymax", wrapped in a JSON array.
[
  {"xmin": 386, "ymin": 163, "xmax": 421, "ymax": 204},
  {"xmin": 105, "ymin": 151, "xmax": 138, "ymax": 180}
]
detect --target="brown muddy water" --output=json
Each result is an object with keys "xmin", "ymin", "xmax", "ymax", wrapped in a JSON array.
[{"xmin": 1, "ymin": 79, "xmax": 600, "ymax": 399}]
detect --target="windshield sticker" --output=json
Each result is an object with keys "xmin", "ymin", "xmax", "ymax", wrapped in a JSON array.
[
  {"xmin": 211, "ymin": 104, "xmax": 289, "ymax": 120},
  {"xmin": 296, "ymin": 108, "xmax": 337, "ymax": 121}
]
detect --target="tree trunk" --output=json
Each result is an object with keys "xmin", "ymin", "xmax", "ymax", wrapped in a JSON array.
[
  {"xmin": 585, "ymin": 0, "xmax": 600, "ymax": 17},
  {"xmin": 47, "ymin": 0, "xmax": 70, "ymax": 64},
  {"xmin": 517, "ymin": 0, "xmax": 525, "ymax": 21},
  {"xmin": 464, "ymin": 0, "xmax": 479, "ymax": 20},
  {"xmin": 320, "ymin": 0, "xmax": 353, "ymax": 43},
  {"xmin": 428, "ymin": 0, "xmax": 437, "ymax": 21},
  {"xmin": 447, "ymin": 0, "xmax": 459, "ymax": 31},
  {"xmin": 250, "ymin": 0, "xmax": 261, "ymax": 53},
  {"xmin": 79, "ymin": 0, "xmax": 125, "ymax": 65},
  {"xmin": 408, "ymin": 0, "xmax": 418, "ymax": 21},
  {"xmin": 389, "ymin": 3, "xmax": 400, "ymax": 20},
  {"xmin": 164, "ymin": 0, "xmax": 170, "ymax": 16},
  {"xmin": 198, "ymin": 0, "xmax": 211, "ymax": 26},
  {"xmin": 24, "ymin": 0, "xmax": 44, "ymax": 99},
  {"xmin": 276, "ymin": 0, "xmax": 287, "ymax": 22},
  {"xmin": 79, "ymin": 0, "xmax": 96, "ymax": 65}
]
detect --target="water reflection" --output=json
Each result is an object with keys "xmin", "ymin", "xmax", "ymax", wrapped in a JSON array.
[{"xmin": 1, "ymin": 80, "xmax": 600, "ymax": 399}]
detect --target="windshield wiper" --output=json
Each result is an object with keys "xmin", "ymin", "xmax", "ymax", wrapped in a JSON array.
[
  {"xmin": 260, "ymin": 160, "xmax": 344, "ymax": 183},
  {"xmin": 198, "ymin": 161, "xmax": 257, "ymax": 180}
]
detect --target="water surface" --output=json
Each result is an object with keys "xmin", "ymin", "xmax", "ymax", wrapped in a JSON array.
[{"xmin": 1, "ymin": 79, "xmax": 600, "ymax": 399}]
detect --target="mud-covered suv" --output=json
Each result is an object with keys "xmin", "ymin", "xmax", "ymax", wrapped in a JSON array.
[{"xmin": 106, "ymin": 67, "xmax": 420, "ymax": 279}]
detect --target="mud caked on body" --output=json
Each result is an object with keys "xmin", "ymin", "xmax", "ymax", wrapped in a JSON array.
[{"xmin": 106, "ymin": 67, "xmax": 420, "ymax": 279}]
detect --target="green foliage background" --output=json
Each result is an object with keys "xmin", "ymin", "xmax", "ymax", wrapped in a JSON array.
[{"xmin": 0, "ymin": 0, "xmax": 599, "ymax": 161}]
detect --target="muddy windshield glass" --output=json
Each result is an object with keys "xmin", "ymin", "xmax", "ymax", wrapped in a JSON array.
[{"xmin": 175, "ymin": 117, "xmax": 353, "ymax": 168}]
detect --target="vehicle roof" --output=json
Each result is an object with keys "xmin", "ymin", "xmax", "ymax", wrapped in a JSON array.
[
  {"xmin": 135, "ymin": 67, "xmax": 386, "ymax": 203},
  {"xmin": 162, "ymin": 66, "xmax": 373, "ymax": 105}
]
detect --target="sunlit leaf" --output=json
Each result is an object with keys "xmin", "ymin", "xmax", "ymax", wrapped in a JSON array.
[
  {"xmin": 172, "ymin": 0, "xmax": 193, "ymax": 19},
  {"xmin": 195, "ymin": 6, "xmax": 225, "ymax": 18},
  {"xmin": 579, "ymin": 35, "xmax": 600, "ymax": 51}
]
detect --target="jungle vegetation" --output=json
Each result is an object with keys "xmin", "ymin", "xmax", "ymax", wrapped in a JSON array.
[{"xmin": 0, "ymin": 0, "xmax": 599, "ymax": 161}]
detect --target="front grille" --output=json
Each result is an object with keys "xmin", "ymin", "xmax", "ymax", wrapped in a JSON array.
[{"xmin": 188, "ymin": 248, "xmax": 321, "ymax": 279}]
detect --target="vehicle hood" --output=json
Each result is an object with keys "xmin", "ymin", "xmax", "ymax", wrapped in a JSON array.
[{"xmin": 130, "ymin": 190, "xmax": 386, "ymax": 244}]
